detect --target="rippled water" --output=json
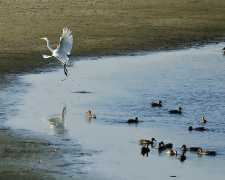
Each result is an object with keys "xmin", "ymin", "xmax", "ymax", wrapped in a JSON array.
[{"xmin": 1, "ymin": 43, "xmax": 225, "ymax": 179}]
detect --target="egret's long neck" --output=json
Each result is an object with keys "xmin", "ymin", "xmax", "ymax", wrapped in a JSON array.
[{"xmin": 46, "ymin": 38, "xmax": 54, "ymax": 53}]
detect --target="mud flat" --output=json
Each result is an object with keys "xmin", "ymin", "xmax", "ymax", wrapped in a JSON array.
[
  {"xmin": 0, "ymin": 0, "xmax": 225, "ymax": 73},
  {"xmin": 0, "ymin": 128, "xmax": 101, "ymax": 180}
]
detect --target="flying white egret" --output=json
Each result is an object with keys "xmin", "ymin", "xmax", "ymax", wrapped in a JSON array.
[{"xmin": 40, "ymin": 28, "xmax": 73, "ymax": 76}]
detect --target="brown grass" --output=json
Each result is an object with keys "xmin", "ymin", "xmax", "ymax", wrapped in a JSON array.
[{"xmin": 0, "ymin": 0, "xmax": 225, "ymax": 73}]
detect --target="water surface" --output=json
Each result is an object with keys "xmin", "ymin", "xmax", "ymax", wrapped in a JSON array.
[{"xmin": 2, "ymin": 43, "xmax": 225, "ymax": 179}]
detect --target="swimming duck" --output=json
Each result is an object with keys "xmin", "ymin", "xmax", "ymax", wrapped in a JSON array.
[
  {"xmin": 165, "ymin": 143, "xmax": 173, "ymax": 148},
  {"xmin": 189, "ymin": 126, "xmax": 206, "ymax": 131},
  {"xmin": 150, "ymin": 101, "xmax": 162, "ymax": 107},
  {"xmin": 180, "ymin": 145, "xmax": 200, "ymax": 151},
  {"xmin": 158, "ymin": 141, "xmax": 173, "ymax": 150},
  {"xmin": 126, "ymin": 117, "xmax": 139, "ymax": 123},
  {"xmin": 141, "ymin": 144, "xmax": 150, "ymax": 154},
  {"xmin": 139, "ymin": 138, "xmax": 157, "ymax": 144},
  {"xmin": 158, "ymin": 142, "xmax": 166, "ymax": 150},
  {"xmin": 169, "ymin": 107, "xmax": 182, "ymax": 114},
  {"xmin": 178, "ymin": 152, "xmax": 186, "ymax": 161},
  {"xmin": 161, "ymin": 141, "xmax": 173, "ymax": 148},
  {"xmin": 200, "ymin": 117, "xmax": 207, "ymax": 123},
  {"xmin": 166, "ymin": 150, "xmax": 177, "ymax": 155},
  {"xmin": 86, "ymin": 110, "xmax": 97, "ymax": 118},
  {"xmin": 198, "ymin": 148, "xmax": 217, "ymax": 155}
]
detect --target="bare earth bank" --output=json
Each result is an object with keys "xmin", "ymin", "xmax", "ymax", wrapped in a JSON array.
[{"xmin": 0, "ymin": 0, "xmax": 225, "ymax": 73}]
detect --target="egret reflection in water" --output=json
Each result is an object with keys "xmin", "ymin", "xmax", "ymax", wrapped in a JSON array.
[{"xmin": 47, "ymin": 106, "xmax": 68, "ymax": 136}]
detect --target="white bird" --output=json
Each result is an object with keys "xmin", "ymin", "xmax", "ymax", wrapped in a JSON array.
[{"xmin": 40, "ymin": 28, "xmax": 73, "ymax": 76}]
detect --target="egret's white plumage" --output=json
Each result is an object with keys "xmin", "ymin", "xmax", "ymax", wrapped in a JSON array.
[{"xmin": 41, "ymin": 28, "xmax": 73, "ymax": 76}]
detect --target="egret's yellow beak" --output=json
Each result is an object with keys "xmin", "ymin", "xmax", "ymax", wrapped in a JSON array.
[{"xmin": 40, "ymin": 38, "xmax": 44, "ymax": 40}]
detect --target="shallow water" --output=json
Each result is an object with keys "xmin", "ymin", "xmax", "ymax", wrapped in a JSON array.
[{"xmin": 2, "ymin": 43, "xmax": 225, "ymax": 179}]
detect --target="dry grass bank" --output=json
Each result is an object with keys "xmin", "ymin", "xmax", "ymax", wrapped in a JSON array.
[{"xmin": 0, "ymin": 0, "xmax": 225, "ymax": 73}]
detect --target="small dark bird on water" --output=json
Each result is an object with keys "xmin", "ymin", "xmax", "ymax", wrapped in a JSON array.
[
  {"xmin": 189, "ymin": 126, "xmax": 206, "ymax": 131},
  {"xmin": 169, "ymin": 107, "xmax": 182, "ymax": 114},
  {"xmin": 158, "ymin": 141, "xmax": 173, "ymax": 150},
  {"xmin": 178, "ymin": 152, "xmax": 186, "ymax": 161},
  {"xmin": 158, "ymin": 141, "xmax": 166, "ymax": 150},
  {"xmin": 139, "ymin": 138, "xmax": 157, "ymax": 145},
  {"xmin": 150, "ymin": 101, "xmax": 162, "ymax": 107},
  {"xmin": 198, "ymin": 148, "xmax": 217, "ymax": 155},
  {"xmin": 164, "ymin": 142, "xmax": 173, "ymax": 148},
  {"xmin": 126, "ymin": 117, "xmax": 139, "ymax": 123},
  {"xmin": 180, "ymin": 145, "xmax": 200, "ymax": 151}
]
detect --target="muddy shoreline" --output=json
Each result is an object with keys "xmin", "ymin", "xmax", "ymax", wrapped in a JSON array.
[
  {"xmin": 0, "ymin": 127, "xmax": 102, "ymax": 180},
  {"xmin": 0, "ymin": 0, "xmax": 225, "ymax": 74},
  {"xmin": 0, "ymin": 128, "xmax": 61, "ymax": 180}
]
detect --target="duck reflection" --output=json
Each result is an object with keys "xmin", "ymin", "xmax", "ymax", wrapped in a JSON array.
[
  {"xmin": 47, "ymin": 106, "xmax": 68, "ymax": 136},
  {"xmin": 140, "ymin": 144, "xmax": 150, "ymax": 157},
  {"xmin": 141, "ymin": 151, "xmax": 149, "ymax": 157}
]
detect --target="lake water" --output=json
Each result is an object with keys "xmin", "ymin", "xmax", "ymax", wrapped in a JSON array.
[{"xmin": 1, "ymin": 43, "xmax": 225, "ymax": 179}]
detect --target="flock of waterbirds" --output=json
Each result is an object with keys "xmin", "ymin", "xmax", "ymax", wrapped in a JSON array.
[
  {"xmin": 86, "ymin": 100, "xmax": 217, "ymax": 162},
  {"xmin": 138, "ymin": 101, "xmax": 216, "ymax": 161}
]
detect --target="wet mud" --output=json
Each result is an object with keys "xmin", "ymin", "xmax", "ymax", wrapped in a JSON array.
[{"xmin": 0, "ymin": 128, "xmax": 98, "ymax": 180}]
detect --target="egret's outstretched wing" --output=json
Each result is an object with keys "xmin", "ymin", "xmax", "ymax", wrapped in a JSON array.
[
  {"xmin": 42, "ymin": 54, "xmax": 52, "ymax": 58},
  {"xmin": 55, "ymin": 28, "xmax": 73, "ymax": 63}
]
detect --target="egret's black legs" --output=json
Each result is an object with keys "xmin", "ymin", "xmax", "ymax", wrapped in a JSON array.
[{"xmin": 64, "ymin": 63, "xmax": 68, "ymax": 76}]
